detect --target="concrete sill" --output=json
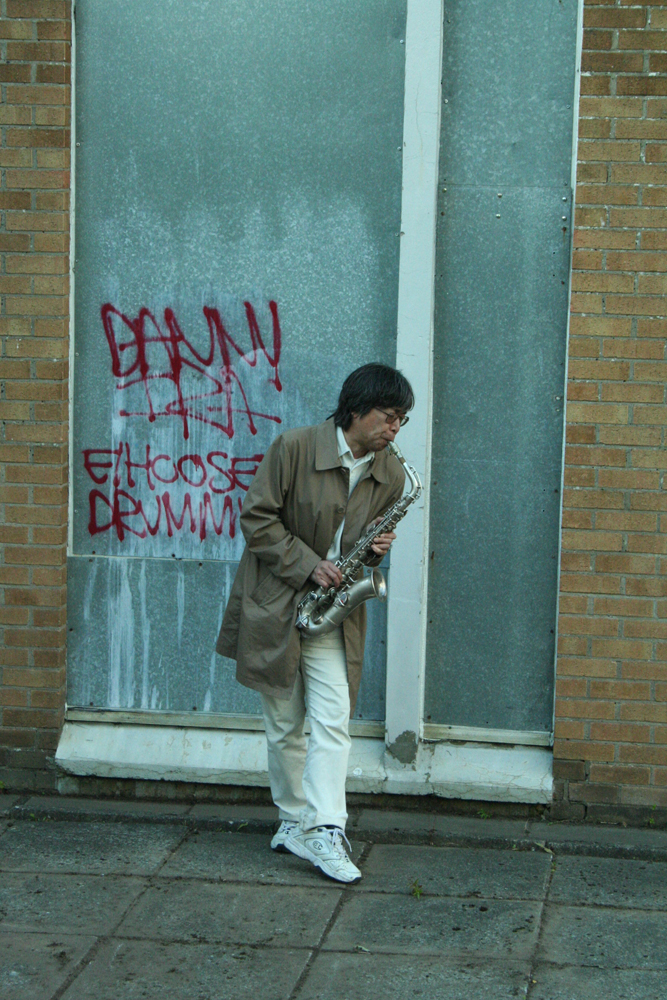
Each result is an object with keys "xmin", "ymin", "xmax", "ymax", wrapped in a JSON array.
[{"xmin": 56, "ymin": 722, "xmax": 553, "ymax": 804}]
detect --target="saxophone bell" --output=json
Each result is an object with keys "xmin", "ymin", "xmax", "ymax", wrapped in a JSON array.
[{"xmin": 297, "ymin": 569, "xmax": 387, "ymax": 638}]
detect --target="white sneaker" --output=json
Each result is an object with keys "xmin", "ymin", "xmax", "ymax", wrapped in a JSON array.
[
  {"xmin": 284, "ymin": 826, "xmax": 361, "ymax": 884},
  {"xmin": 270, "ymin": 820, "xmax": 299, "ymax": 852}
]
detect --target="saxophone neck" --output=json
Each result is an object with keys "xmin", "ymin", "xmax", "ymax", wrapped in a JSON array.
[
  {"xmin": 386, "ymin": 440, "xmax": 423, "ymax": 498},
  {"xmin": 329, "ymin": 443, "xmax": 422, "ymax": 576}
]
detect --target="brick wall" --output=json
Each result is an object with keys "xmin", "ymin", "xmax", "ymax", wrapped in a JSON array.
[
  {"xmin": 554, "ymin": 0, "xmax": 667, "ymax": 821},
  {"xmin": 0, "ymin": 0, "xmax": 71, "ymax": 790}
]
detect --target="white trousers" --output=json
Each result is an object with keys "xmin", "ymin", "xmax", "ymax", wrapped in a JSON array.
[{"xmin": 260, "ymin": 627, "xmax": 351, "ymax": 831}]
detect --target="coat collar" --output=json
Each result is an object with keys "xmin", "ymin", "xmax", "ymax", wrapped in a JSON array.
[{"xmin": 315, "ymin": 418, "xmax": 389, "ymax": 484}]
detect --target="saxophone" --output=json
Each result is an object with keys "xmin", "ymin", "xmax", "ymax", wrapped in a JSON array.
[{"xmin": 295, "ymin": 441, "xmax": 422, "ymax": 637}]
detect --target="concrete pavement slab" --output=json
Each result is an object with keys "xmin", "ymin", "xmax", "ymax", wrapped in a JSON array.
[
  {"xmin": 529, "ymin": 964, "xmax": 666, "ymax": 1000},
  {"xmin": 0, "ymin": 873, "xmax": 145, "ymax": 934},
  {"xmin": 550, "ymin": 855, "xmax": 667, "ymax": 910},
  {"xmin": 323, "ymin": 893, "xmax": 542, "ymax": 958},
  {"xmin": 298, "ymin": 953, "xmax": 531, "ymax": 1000},
  {"xmin": 20, "ymin": 796, "xmax": 191, "ymax": 821},
  {"xmin": 117, "ymin": 880, "xmax": 340, "ymax": 948},
  {"xmin": 539, "ymin": 904, "xmax": 667, "ymax": 969},
  {"xmin": 0, "ymin": 821, "xmax": 185, "ymax": 875},
  {"xmin": 0, "ymin": 932, "xmax": 95, "ymax": 1000},
  {"xmin": 61, "ymin": 939, "xmax": 310, "ymax": 1000},
  {"xmin": 359, "ymin": 844, "xmax": 551, "ymax": 899},
  {"xmin": 160, "ymin": 829, "xmax": 364, "ymax": 887}
]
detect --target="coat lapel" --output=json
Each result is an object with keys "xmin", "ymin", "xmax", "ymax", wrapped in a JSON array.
[{"xmin": 315, "ymin": 418, "xmax": 342, "ymax": 471}]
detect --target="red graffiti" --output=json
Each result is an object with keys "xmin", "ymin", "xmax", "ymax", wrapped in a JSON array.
[
  {"xmin": 88, "ymin": 488, "xmax": 240, "ymax": 543},
  {"xmin": 83, "ymin": 442, "xmax": 262, "ymax": 494},
  {"xmin": 101, "ymin": 299, "xmax": 282, "ymax": 440},
  {"xmin": 84, "ymin": 443, "xmax": 263, "ymax": 543}
]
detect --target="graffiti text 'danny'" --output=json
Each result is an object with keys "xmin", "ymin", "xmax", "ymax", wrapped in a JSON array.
[{"xmin": 84, "ymin": 298, "xmax": 283, "ymax": 545}]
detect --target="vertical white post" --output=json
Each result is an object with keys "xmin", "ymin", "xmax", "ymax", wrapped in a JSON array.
[{"xmin": 385, "ymin": 0, "xmax": 443, "ymax": 761}]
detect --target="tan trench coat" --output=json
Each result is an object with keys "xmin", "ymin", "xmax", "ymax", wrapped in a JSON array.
[{"xmin": 216, "ymin": 418, "xmax": 405, "ymax": 710}]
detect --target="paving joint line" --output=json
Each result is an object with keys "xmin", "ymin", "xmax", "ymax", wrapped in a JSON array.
[
  {"xmin": 525, "ymin": 845, "xmax": 557, "ymax": 1000},
  {"xmin": 288, "ymin": 841, "xmax": 374, "ymax": 1000},
  {"xmin": 527, "ymin": 958, "xmax": 667, "ymax": 973},
  {"xmin": 46, "ymin": 823, "xmax": 192, "ymax": 1000}
]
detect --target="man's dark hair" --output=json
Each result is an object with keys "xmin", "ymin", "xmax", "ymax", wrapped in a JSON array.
[{"xmin": 332, "ymin": 363, "xmax": 414, "ymax": 430}]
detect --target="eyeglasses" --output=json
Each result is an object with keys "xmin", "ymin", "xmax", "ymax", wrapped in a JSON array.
[{"xmin": 376, "ymin": 407, "xmax": 409, "ymax": 427}]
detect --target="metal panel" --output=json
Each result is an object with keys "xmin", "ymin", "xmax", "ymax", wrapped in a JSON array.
[
  {"xmin": 424, "ymin": 0, "xmax": 578, "ymax": 734},
  {"xmin": 439, "ymin": 0, "xmax": 579, "ymax": 188},
  {"xmin": 67, "ymin": 555, "xmax": 389, "ymax": 721},
  {"xmin": 70, "ymin": 0, "xmax": 407, "ymax": 721}
]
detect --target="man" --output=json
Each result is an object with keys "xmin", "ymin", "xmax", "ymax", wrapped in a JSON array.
[{"xmin": 216, "ymin": 363, "xmax": 414, "ymax": 883}]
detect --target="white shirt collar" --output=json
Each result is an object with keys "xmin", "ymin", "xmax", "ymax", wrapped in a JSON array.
[{"xmin": 336, "ymin": 425, "xmax": 373, "ymax": 467}]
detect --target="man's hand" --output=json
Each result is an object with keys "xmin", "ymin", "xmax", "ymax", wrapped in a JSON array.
[
  {"xmin": 310, "ymin": 560, "xmax": 343, "ymax": 589},
  {"xmin": 368, "ymin": 517, "xmax": 396, "ymax": 556}
]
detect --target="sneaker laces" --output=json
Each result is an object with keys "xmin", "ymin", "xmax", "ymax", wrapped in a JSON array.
[{"xmin": 328, "ymin": 827, "xmax": 352, "ymax": 858}]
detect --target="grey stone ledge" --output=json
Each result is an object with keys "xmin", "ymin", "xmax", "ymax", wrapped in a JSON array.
[
  {"xmin": 3, "ymin": 797, "xmax": 667, "ymax": 860},
  {"xmin": 0, "ymin": 794, "xmax": 21, "ymax": 817},
  {"xmin": 189, "ymin": 803, "xmax": 278, "ymax": 828},
  {"xmin": 535, "ymin": 821, "xmax": 667, "ymax": 861},
  {"xmin": 13, "ymin": 795, "xmax": 192, "ymax": 824}
]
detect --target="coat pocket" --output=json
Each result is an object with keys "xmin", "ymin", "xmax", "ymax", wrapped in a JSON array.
[
  {"xmin": 251, "ymin": 568, "xmax": 287, "ymax": 605},
  {"xmin": 244, "ymin": 568, "xmax": 298, "ymax": 653}
]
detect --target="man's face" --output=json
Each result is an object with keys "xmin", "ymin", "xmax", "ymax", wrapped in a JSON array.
[{"xmin": 349, "ymin": 406, "xmax": 405, "ymax": 453}]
